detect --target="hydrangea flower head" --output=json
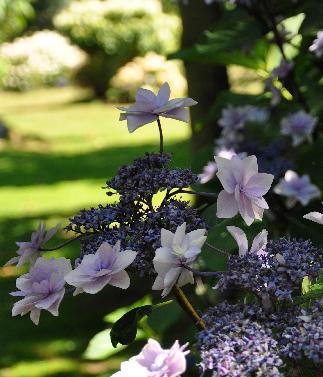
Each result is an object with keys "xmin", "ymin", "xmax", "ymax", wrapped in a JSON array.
[
  {"xmin": 274, "ymin": 170, "xmax": 321, "ymax": 207},
  {"xmin": 111, "ymin": 338, "xmax": 188, "ymax": 377},
  {"xmin": 215, "ymin": 155, "xmax": 274, "ymax": 225},
  {"xmin": 11, "ymin": 257, "xmax": 71, "ymax": 325},
  {"xmin": 6, "ymin": 222, "xmax": 60, "ymax": 267},
  {"xmin": 118, "ymin": 82, "xmax": 197, "ymax": 133},
  {"xmin": 152, "ymin": 222, "xmax": 207, "ymax": 297},
  {"xmin": 227, "ymin": 226, "xmax": 268, "ymax": 257},
  {"xmin": 280, "ymin": 111, "xmax": 317, "ymax": 146},
  {"xmin": 309, "ymin": 31, "xmax": 323, "ymax": 58},
  {"xmin": 65, "ymin": 241, "xmax": 136, "ymax": 295}
]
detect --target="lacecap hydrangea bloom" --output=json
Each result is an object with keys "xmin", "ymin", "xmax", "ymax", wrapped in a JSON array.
[
  {"xmin": 111, "ymin": 338, "xmax": 188, "ymax": 377},
  {"xmin": 152, "ymin": 222, "xmax": 207, "ymax": 297},
  {"xmin": 6, "ymin": 222, "xmax": 60, "ymax": 267},
  {"xmin": 65, "ymin": 241, "xmax": 136, "ymax": 295},
  {"xmin": 274, "ymin": 170, "xmax": 320, "ymax": 207},
  {"xmin": 280, "ymin": 110, "xmax": 317, "ymax": 146},
  {"xmin": 11, "ymin": 257, "xmax": 71, "ymax": 325},
  {"xmin": 215, "ymin": 155, "xmax": 274, "ymax": 225},
  {"xmin": 118, "ymin": 82, "xmax": 197, "ymax": 133}
]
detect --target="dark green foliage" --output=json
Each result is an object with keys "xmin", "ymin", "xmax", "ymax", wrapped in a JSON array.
[{"xmin": 110, "ymin": 305, "xmax": 153, "ymax": 347}]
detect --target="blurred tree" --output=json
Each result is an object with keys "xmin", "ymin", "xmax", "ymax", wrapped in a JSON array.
[
  {"xmin": 0, "ymin": 0, "xmax": 34, "ymax": 43},
  {"xmin": 26, "ymin": 0, "xmax": 69, "ymax": 30},
  {"xmin": 178, "ymin": 1, "xmax": 229, "ymax": 157}
]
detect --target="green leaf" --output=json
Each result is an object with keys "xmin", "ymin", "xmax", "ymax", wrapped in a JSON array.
[{"xmin": 110, "ymin": 305, "xmax": 153, "ymax": 348}]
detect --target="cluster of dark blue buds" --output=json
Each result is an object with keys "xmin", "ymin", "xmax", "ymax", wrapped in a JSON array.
[
  {"xmin": 197, "ymin": 300, "xmax": 323, "ymax": 376},
  {"xmin": 67, "ymin": 153, "xmax": 206, "ymax": 275},
  {"xmin": 215, "ymin": 238, "xmax": 322, "ymax": 303},
  {"xmin": 197, "ymin": 302, "xmax": 283, "ymax": 376}
]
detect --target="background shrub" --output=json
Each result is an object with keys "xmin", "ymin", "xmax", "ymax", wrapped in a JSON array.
[
  {"xmin": 54, "ymin": 0, "xmax": 181, "ymax": 98},
  {"xmin": 0, "ymin": 30, "xmax": 86, "ymax": 91},
  {"xmin": 108, "ymin": 52, "xmax": 187, "ymax": 102}
]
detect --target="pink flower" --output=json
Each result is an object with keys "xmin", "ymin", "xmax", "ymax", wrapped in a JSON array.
[
  {"xmin": 5, "ymin": 222, "xmax": 60, "ymax": 267},
  {"xmin": 227, "ymin": 226, "xmax": 268, "ymax": 257},
  {"xmin": 118, "ymin": 82, "xmax": 197, "ymax": 133},
  {"xmin": 152, "ymin": 222, "xmax": 207, "ymax": 297},
  {"xmin": 64, "ymin": 241, "xmax": 136, "ymax": 295},
  {"xmin": 215, "ymin": 155, "xmax": 274, "ymax": 226},
  {"xmin": 11, "ymin": 257, "xmax": 72, "ymax": 325},
  {"xmin": 111, "ymin": 338, "xmax": 188, "ymax": 377}
]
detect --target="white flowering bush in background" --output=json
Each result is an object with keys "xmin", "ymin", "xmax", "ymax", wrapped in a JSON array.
[
  {"xmin": 0, "ymin": 30, "xmax": 86, "ymax": 91},
  {"xmin": 54, "ymin": 0, "xmax": 181, "ymax": 98},
  {"xmin": 108, "ymin": 52, "xmax": 187, "ymax": 102}
]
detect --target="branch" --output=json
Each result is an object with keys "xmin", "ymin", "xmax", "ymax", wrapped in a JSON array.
[
  {"xmin": 40, "ymin": 234, "xmax": 83, "ymax": 252},
  {"xmin": 182, "ymin": 264, "xmax": 223, "ymax": 278},
  {"xmin": 171, "ymin": 285, "xmax": 206, "ymax": 330}
]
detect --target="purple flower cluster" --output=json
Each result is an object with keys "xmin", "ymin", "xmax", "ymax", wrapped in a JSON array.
[
  {"xmin": 67, "ymin": 153, "xmax": 206, "ymax": 276},
  {"xmin": 216, "ymin": 238, "xmax": 322, "ymax": 303},
  {"xmin": 280, "ymin": 301, "xmax": 323, "ymax": 363},
  {"xmin": 105, "ymin": 153, "xmax": 197, "ymax": 203},
  {"xmin": 197, "ymin": 301, "xmax": 323, "ymax": 375},
  {"xmin": 197, "ymin": 302, "xmax": 283, "ymax": 376}
]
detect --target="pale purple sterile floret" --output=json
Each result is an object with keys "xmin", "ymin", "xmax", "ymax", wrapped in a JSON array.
[
  {"xmin": 65, "ymin": 241, "xmax": 136, "ymax": 295},
  {"xmin": 274, "ymin": 170, "xmax": 321, "ymax": 207},
  {"xmin": 5, "ymin": 222, "xmax": 60, "ymax": 267},
  {"xmin": 309, "ymin": 31, "xmax": 323, "ymax": 58},
  {"xmin": 226, "ymin": 226, "xmax": 268, "ymax": 257},
  {"xmin": 118, "ymin": 82, "xmax": 197, "ymax": 133},
  {"xmin": 215, "ymin": 155, "xmax": 274, "ymax": 226},
  {"xmin": 152, "ymin": 222, "xmax": 207, "ymax": 297},
  {"xmin": 199, "ymin": 161, "xmax": 218, "ymax": 184},
  {"xmin": 111, "ymin": 338, "xmax": 189, "ymax": 377},
  {"xmin": 218, "ymin": 105, "xmax": 250, "ymax": 134},
  {"xmin": 280, "ymin": 110, "xmax": 317, "ymax": 146},
  {"xmin": 11, "ymin": 257, "xmax": 71, "ymax": 325}
]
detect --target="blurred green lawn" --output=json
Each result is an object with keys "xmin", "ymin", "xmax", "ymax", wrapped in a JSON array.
[{"xmin": 0, "ymin": 87, "xmax": 191, "ymax": 377}]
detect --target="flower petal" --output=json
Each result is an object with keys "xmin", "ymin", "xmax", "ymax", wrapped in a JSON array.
[
  {"xmin": 126, "ymin": 114, "xmax": 158, "ymax": 133},
  {"xmin": 216, "ymin": 190, "xmax": 238, "ymax": 219},
  {"xmin": 109, "ymin": 270, "xmax": 130, "ymax": 289},
  {"xmin": 227, "ymin": 226, "xmax": 248, "ymax": 256},
  {"xmin": 250, "ymin": 229, "xmax": 268, "ymax": 255},
  {"xmin": 303, "ymin": 211, "xmax": 323, "ymax": 225},
  {"xmin": 156, "ymin": 82, "xmax": 170, "ymax": 107},
  {"xmin": 215, "ymin": 157, "xmax": 236, "ymax": 193}
]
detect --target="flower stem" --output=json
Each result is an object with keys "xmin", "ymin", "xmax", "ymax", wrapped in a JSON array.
[
  {"xmin": 40, "ymin": 234, "xmax": 83, "ymax": 252},
  {"xmin": 172, "ymin": 285, "xmax": 206, "ymax": 330},
  {"xmin": 157, "ymin": 117, "xmax": 164, "ymax": 154},
  {"xmin": 182, "ymin": 264, "xmax": 223, "ymax": 277}
]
